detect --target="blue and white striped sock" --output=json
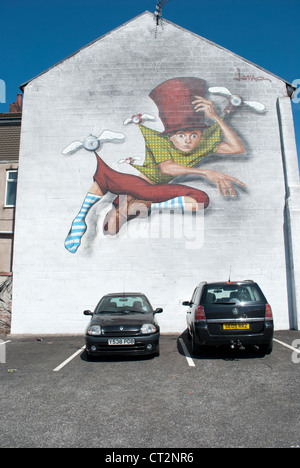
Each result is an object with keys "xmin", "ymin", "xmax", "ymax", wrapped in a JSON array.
[
  {"xmin": 64, "ymin": 193, "xmax": 101, "ymax": 253},
  {"xmin": 151, "ymin": 197, "xmax": 186, "ymax": 212}
]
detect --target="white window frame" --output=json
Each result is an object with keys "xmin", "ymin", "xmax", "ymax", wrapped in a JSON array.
[{"xmin": 4, "ymin": 169, "xmax": 18, "ymax": 208}]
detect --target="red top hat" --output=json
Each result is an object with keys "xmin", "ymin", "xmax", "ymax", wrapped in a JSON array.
[{"xmin": 149, "ymin": 77, "xmax": 208, "ymax": 135}]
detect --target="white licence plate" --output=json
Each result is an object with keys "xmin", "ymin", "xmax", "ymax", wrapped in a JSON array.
[{"xmin": 108, "ymin": 338, "xmax": 135, "ymax": 346}]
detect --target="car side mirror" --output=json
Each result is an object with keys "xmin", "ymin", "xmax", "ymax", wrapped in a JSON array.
[
  {"xmin": 154, "ymin": 308, "xmax": 163, "ymax": 314},
  {"xmin": 182, "ymin": 301, "xmax": 191, "ymax": 306},
  {"xmin": 83, "ymin": 310, "xmax": 93, "ymax": 316}
]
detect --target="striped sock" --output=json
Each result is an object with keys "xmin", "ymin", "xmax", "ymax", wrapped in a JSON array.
[
  {"xmin": 64, "ymin": 193, "xmax": 102, "ymax": 253},
  {"xmin": 151, "ymin": 197, "xmax": 186, "ymax": 212}
]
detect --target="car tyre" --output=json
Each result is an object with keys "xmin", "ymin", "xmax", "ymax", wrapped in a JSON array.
[
  {"xmin": 86, "ymin": 351, "xmax": 96, "ymax": 361},
  {"xmin": 191, "ymin": 337, "xmax": 201, "ymax": 356},
  {"xmin": 259, "ymin": 342, "xmax": 273, "ymax": 355}
]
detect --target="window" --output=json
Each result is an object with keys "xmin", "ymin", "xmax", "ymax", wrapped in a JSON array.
[
  {"xmin": 190, "ymin": 288, "xmax": 197, "ymax": 304},
  {"xmin": 5, "ymin": 170, "xmax": 18, "ymax": 207},
  {"xmin": 201, "ymin": 283, "xmax": 266, "ymax": 305},
  {"xmin": 95, "ymin": 295, "xmax": 152, "ymax": 314}
]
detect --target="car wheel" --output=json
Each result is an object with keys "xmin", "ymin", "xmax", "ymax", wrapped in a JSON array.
[
  {"xmin": 86, "ymin": 351, "xmax": 96, "ymax": 361},
  {"xmin": 259, "ymin": 342, "xmax": 273, "ymax": 355},
  {"xmin": 191, "ymin": 338, "xmax": 201, "ymax": 356}
]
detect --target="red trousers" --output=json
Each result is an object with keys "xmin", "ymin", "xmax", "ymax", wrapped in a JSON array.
[{"xmin": 93, "ymin": 152, "xmax": 209, "ymax": 208}]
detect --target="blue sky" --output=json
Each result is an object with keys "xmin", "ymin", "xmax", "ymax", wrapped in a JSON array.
[{"xmin": 1, "ymin": 0, "xmax": 300, "ymax": 163}]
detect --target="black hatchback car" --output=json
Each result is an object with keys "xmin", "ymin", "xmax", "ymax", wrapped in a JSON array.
[
  {"xmin": 183, "ymin": 281, "xmax": 274, "ymax": 355},
  {"xmin": 84, "ymin": 293, "xmax": 162, "ymax": 358}
]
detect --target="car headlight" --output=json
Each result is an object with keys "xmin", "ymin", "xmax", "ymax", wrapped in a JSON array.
[
  {"xmin": 140, "ymin": 324, "xmax": 157, "ymax": 334},
  {"xmin": 87, "ymin": 325, "xmax": 102, "ymax": 336}
]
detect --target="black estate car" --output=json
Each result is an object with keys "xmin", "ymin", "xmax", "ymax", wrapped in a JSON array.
[
  {"xmin": 84, "ymin": 293, "xmax": 162, "ymax": 358},
  {"xmin": 183, "ymin": 281, "xmax": 274, "ymax": 355}
]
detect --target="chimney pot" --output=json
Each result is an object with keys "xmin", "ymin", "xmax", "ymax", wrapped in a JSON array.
[{"xmin": 17, "ymin": 93, "xmax": 22, "ymax": 108}]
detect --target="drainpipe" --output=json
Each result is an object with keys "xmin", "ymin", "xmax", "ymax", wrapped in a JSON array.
[{"xmin": 277, "ymin": 90, "xmax": 300, "ymax": 329}]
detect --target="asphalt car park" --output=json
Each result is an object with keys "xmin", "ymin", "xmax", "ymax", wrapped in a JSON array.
[{"xmin": 0, "ymin": 331, "xmax": 300, "ymax": 449}]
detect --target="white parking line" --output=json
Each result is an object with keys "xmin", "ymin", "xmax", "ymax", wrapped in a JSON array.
[
  {"xmin": 53, "ymin": 345, "xmax": 86, "ymax": 372},
  {"xmin": 0, "ymin": 340, "xmax": 11, "ymax": 346},
  {"xmin": 179, "ymin": 338, "xmax": 195, "ymax": 367},
  {"xmin": 273, "ymin": 338, "xmax": 299, "ymax": 353}
]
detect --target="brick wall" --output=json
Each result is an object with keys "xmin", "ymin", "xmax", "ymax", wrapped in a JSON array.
[
  {"xmin": 0, "ymin": 273, "xmax": 12, "ymax": 334},
  {"xmin": 10, "ymin": 12, "xmax": 297, "ymax": 334}
]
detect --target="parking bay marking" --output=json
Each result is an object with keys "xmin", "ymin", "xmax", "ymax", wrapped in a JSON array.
[
  {"xmin": 51, "ymin": 337, "xmax": 298, "ymax": 371},
  {"xmin": 179, "ymin": 338, "xmax": 299, "ymax": 362},
  {"xmin": 53, "ymin": 345, "xmax": 86, "ymax": 372},
  {"xmin": 273, "ymin": 338, "xmax": 300, "ymax": 354},
  {"xmin": 178, "ymin": 338, "xmax": 195, "ymax": 367}
]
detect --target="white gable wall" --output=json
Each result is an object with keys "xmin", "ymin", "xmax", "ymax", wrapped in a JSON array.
[{"xmin": 11, "ymin": 13, "xmax": 297, "ymax": 334}]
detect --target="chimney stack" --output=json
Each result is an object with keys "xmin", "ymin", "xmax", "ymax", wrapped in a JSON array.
[{"xmin": 9, "ymin": 93, "xmax": 22, "ymax": 113}]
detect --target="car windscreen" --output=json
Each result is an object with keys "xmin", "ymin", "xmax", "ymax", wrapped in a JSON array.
[
  {"xmin": 94, "ymin": 295, "xmax": 153, "ymax": 314},
  {"xmin": 201, "ymin": 283, "xmax": 266, "ymax": 305}
]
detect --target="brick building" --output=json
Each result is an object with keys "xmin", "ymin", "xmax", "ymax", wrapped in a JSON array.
[
  {"xmin": 10, "ymin": 12, "xmax": 300, "ymax": 334},
  {"xmin": 0, "ymin": 95, "xmax": 21, "ymax": 333},
  {"xmin": 0, "ymin": 95, "xmax": 21, "ymax": 272}
]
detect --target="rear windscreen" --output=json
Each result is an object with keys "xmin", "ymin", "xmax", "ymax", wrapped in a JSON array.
[{"xmin": 201, "ymin": 283, "xmax": 266, "ymax": 305}]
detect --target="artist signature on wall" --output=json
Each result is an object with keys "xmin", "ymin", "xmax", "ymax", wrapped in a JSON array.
[{"xmin": 234, "ymin": 67, "xmax": 272, "ymax": 83}]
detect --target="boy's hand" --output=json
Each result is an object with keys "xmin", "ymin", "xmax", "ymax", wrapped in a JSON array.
[
  {"xmin": 192, "ymin": 96, "xmax": 219, "ymax": 120},
  {"xmin": 201, "ymin": 169, "xmax": 246, "ymax": 197}
]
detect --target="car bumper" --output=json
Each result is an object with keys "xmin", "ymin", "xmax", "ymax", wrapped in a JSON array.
[
  {"xmin": 193, "ymin": 321, "xmax": 274, "ymax": 347},
  {"xmin": 85, "ymin": 332, "xmax": 160, "ymax": 356}
]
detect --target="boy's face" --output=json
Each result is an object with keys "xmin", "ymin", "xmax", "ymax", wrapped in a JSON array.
[{"xmin": 169, "ymin": 130, "xmax": 202, "ymax": 153}]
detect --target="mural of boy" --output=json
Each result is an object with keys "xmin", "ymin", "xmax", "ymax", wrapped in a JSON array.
[
  {"xmin": 103, "ymin": 77, "xmax": 246, "ymax": 235},
  {"xmin": 64, "ymin": 77, "xmax": 246, "ymax": 253}
]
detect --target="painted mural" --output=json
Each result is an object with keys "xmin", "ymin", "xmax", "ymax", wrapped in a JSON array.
[{"xmin": 62, "ymin": 77, "xmax": 266, "ymax": 254}]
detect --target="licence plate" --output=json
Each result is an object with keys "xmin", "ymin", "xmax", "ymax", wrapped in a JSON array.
[
  {"xmin": 108, "ymin": 338, "xmax": 135, "ymax": 345},
  {"xmin": 223, "ymin": 323, "xmax": 250, "ymax": 330}
]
